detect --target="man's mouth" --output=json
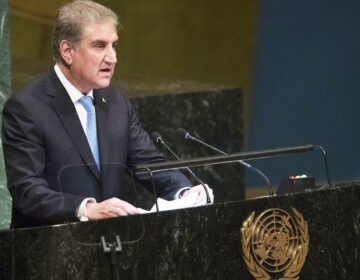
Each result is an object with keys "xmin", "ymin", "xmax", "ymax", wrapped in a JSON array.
[{"xmin": 99, "ymin": 68, "xmax": 112, "ymax": 73}]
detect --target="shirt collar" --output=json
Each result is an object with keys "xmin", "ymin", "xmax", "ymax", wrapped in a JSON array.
[{"xmin": 54, "ymin": 64, "xmax": 93, "ymax": 103}]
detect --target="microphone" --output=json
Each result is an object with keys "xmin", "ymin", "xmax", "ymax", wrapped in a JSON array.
[
  {"xmin": 151, "ymin": 131, "xmax": 211, "ymax": 203},
  {"xmin": 176, "ymin": 128, "xmax": 274, "ymax": 196}
]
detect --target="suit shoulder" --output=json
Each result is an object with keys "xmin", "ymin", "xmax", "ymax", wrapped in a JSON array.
[
  {"xmin": 8, "ymin": 72, "xmax": 49, "ymax": 103},
  {"xmin": 3, "ymin": 72, "xmax": 54, "ymax": 119}
]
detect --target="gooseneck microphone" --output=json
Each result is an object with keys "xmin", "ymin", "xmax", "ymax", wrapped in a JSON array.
[
  {"xmin": 176, "ymin": 128, "xmax": 274, "ymax": 196},
  {"xmin": 151, "ymin": 132, "xmax": 211, "ymax": 203}
]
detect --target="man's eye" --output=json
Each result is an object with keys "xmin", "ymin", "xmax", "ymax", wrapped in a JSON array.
[{"xmin": 95, "ymin": 44, "xmax": 105, "ymax": 49}]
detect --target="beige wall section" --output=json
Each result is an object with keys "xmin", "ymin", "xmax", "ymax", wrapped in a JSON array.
[{"xmin": 10, "ymin": 0, "xmax": 259, "ymax": 131}]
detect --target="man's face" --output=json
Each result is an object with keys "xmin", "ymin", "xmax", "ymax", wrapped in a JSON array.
[{"xmin": 68, "ymin": 21, "xmax": 118, "ymax": 93}]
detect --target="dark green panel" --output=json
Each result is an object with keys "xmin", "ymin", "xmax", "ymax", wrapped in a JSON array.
[
  {"xmin": 10, "ymin": 0, "xmax": 259, "ymax": 117},
  {"xmin": 0, "ymin": 0, "xmax": 11, "ymax": 229}
]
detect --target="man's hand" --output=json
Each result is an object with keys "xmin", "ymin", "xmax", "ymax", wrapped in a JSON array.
[
  {"xmin": 86, "ymin": 197, "xmax": 140, "ymax": 220},
  {"xmin": 182, "ymin": 184, "xmax": 214, "ymax": 204}
]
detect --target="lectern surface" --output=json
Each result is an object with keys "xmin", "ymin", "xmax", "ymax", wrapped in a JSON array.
[{"xmin": 0, "ymin": 182, "xmax": 359, "ymax": 279}]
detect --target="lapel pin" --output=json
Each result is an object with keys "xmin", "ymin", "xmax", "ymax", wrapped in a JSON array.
[{"xmin": 102, "ymin": 97, "xmax": 107, "ymax": 103}]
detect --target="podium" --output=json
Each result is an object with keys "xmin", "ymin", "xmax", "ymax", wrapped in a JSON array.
[{"xmin": 0, "ymin": 182, "xmax": 359, "ymax": 279}]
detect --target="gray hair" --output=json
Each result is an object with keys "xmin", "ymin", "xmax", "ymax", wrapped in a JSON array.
[{"xmin": 52, "ymin": 0, "xmax": 119, "ymax": 62}]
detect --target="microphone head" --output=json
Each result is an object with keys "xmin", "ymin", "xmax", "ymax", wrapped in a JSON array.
[
  {"xmin": 176, "ymin": 128, "xmax": 190, "ymax": 139},
  {"xmin": 151, "ymin": 131, "xmax": 163, "ymax": 143}
]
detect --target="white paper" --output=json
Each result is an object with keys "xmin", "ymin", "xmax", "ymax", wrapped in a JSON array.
[{"xmin": 138, "ymin": 189, "xmax": 207, "ymax": 214}]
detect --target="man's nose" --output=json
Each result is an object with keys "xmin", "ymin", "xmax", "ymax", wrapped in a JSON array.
[{"xmin": 104, "ymin": 47, "xmax": 117, "ymax": 64}]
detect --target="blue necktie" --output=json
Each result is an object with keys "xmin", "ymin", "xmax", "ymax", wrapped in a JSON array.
[{"xmin": 79, "ymin": 96, "xmax": 100, "ymax": 170}]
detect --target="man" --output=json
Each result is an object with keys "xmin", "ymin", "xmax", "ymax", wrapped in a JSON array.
[{"xmin": 2, "ymin": 0, "xmax": 212, "ymax": 229}]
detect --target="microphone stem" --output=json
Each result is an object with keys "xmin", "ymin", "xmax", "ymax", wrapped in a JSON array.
[
  {"xmin": 314, "ymin": 145, "xmax": 332, "ymax": 187},
  {"xmin": 157, "ymin": 138, "xmax": 211, "ymax": 203},
  {"xmin": 161, "ymin": 141, "xmax": 182, "ymax": 160},
  {"xmin": 144, "ymin": 167, "xmax": 159, "ymax": 213},
  {"xmin": 188, "ymin": 136, "xmax": 226, "ymax": 155},
  {"xmin": 186, "ymin": 134, "xmax": 274, "ymax": 196}
]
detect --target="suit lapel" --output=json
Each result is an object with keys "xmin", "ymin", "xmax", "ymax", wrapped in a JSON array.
[
  {"xmin": 47, "ymin": 69, "xmax": 101, "ymax": 182},
  {"xmin": 94, "ymin": 90, "xmax": 110, "ymax": 180}
]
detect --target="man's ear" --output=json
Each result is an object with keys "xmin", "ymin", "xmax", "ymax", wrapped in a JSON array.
[{"xmin": 59, "ymin": 40, "xmax": 74, "ymax": 66}]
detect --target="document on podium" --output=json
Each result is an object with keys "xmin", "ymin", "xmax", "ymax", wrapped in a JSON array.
[{"xmin": 138, "ymin": 190, "xmax": 208, "ymax": 214}]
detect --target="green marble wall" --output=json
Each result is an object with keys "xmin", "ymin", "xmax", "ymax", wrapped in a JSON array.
[{"xmin": 0, "ymin": 0, "xmax": 11, "ymax": 229}]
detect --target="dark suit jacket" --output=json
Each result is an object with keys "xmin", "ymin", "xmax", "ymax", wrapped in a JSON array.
[{"xmin": 2, "ymin": 69, "xmax": 191, "ymax": 228}]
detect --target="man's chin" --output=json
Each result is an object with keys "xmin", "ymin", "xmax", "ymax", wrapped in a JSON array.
[{"xmin": 94, "ymin": 79, "xmax": 111, "ymax": 89}]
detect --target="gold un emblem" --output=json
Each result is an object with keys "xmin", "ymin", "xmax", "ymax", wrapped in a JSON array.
[{"xmin": 241, "ymin": 208, "xmax": 309, "ymax": 280}]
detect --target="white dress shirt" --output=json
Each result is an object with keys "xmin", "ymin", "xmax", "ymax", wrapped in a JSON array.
[{"xmin": 54, "ymin": 64, "xmax": 96, "ymax": 221}]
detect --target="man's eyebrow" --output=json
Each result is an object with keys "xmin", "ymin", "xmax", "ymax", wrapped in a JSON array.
[
  {"xmin": 91, "ymin": 39, "xmax": 119, "ymax": 44},
  {"xmin": 90, "ymin": 40, "xmax": 107, "ymax": 45},
  {"xmin": 90, "ymin": 39, "xmax": 118, "ymax": 45}
]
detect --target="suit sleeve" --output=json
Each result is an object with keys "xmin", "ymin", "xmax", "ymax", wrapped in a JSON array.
[
  {"xmin": 2, "ymin": 97, "xmax": 85, "ymax": 226},
  {"xmin": 124, "ymin": 97, "xmax": 192, "ymax": 200}
]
